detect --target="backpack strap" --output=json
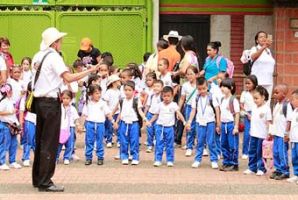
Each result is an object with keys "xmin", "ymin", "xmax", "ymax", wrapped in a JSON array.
[
  {"xmin": 215, "ymin": 55, "xmax": 222, "ymax": 68},
  {"xmin": 229, "ymin": 95, "xmax": 236, "ymax": 115},
  {"xmin": 282, "ymin": 100, "xmax": 294, "ymax": 118}
]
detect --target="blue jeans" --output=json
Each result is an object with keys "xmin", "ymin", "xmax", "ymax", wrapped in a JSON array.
[
  {"xmin": 57, "ymin": 127, "xmax": 75, "ymax": 161},
  {"xmin": 242, "ymin": 114, "xmax": 251, "ymax": 155},
  {"xmin": 85, "ymin": 121, "xmax": 105, "ymax": 160},
  {"xmin": 195, "ymin": 122, "xmax": 218, "ymax": 162},
  {"xmin": 248, "ymin": 136, "xmax": 265, "ymax": 172},
  {"xmin": 221, "ymin": 122, "xmax": 239, "ymax": 166},
  {"xmin": 146, "ymin": 112, "xmax": 156, "ymax": 148},
  {"xmin": 0, "ymin": 122, "xmax": 8, "ymax": 165},
  {"xmin": 22, "ymin": 120, "xmax": 36, "ymax": 161},
  {"xmin": 118, "ymin": 121, "xmax": 139, "ymax": 161},
  {"xmin": 105, "ymin": 114, "xmax": 119, "ymax": 143},
  {"xmin": 155, "ymin": 125, "xmax": 174, "ymax": 162},
  {"xmin": 292, "ymin": 142, "xmax": 298, "ymax": 176},
  {"xmin": 184, "ymin": 104, "xmax": 196, "ymax": 150},
  {"xmin": 273, "ymin": 135, "xmax": 289, "ymax": 175}
]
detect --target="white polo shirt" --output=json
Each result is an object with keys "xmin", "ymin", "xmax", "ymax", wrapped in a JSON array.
[
  {"xmin": 70, "ymin": 105, "xmax": 79, "ymax": 127},
  {"xmin": 120, "ymin": 98, "xmax": 142, "ymax": 124},
  {"xmin": 181, "ymin": 81, "xmax": 197, "ymax": 105},
  {"xmin": 290, "ymin": 109, "xmax": 298, "ymax": 143},
  {"xmin": 220, "ymin": 96, "xmax": 240, "ymax": 123},
  {"xmin": 0, "ymin": 98, "xmax": 19, "ymax": 125},
  {"xmin": 154, "ymin": 101, "xmax": 179, "ymax": 127},
  {"xmin": 103, "ymin": 88, "xmax": 121, "ymax": 114},
  {"xmin": 147, "ymin": 93, "xmax": 162, "ymax": 114},
  {"xmin": 82, "ymin": 99, "xmax": 111, "ymax": 123},
  {"xmin": 160, "ymin": 72, "xmax": 173, "ymax": 87},
  {"xmin": 32, "ymin": 48, "xmax": 68, "ymax": 98},
  {"xmin": 7, "ymin": 78, "xmax": 26, "ymax": 104},
  {"xmin": 269, "ymin": 102, "xmax": 292, "ymax": 137},
  {"xmin": 250, "ymin": 104, "xmax": 272, "ymax": 139},
  {"xmin": 0, "ymin": 56, "xmax": 7, "ymax": 71},
  {"xmin": 240, "ymin": 91, "xmax": 255, "ymax": 112},
  {"xmin": 191, "ymin": 94, "xmax": 219, "ymax": 125}
]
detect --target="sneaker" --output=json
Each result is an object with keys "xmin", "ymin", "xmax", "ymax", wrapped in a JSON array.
[
  {"xmin": 146, "ymin": 147, "xmax": 152, "ymax": 153},
  {"xmin": 167, "ymin": 162, "xmax": 174, "ymax": 167},
  {"xmin": 72, "ymin": 154, "xmax": 80, "ymax": 161},
  {"xmin": 287, "ymin": 176, "xmax": 298, "ymax": 183},
  {"xmin": 153, "ymin": 161, "xmax": 162, "ymax": 167},
  {"xmin": 10, "ymin": 162, "xmax": 22, "ymax": 169},
  {"xmin": 256, "ymin": 170, "xmax": 265, "ymax": 176},
  {"xmin": 117, "ymin": 142, "xmax": 120, "ymax": 148},
  {"xmin": 128, "ymin": 155, "xmax": 133, "ymax": 161},
  {"xmin": 114, "ymin": 155, "xmax": 120, "ymax": 160},
  {"xmin": 174, "ymin": 143, "xmax": 181, "ymax": 148},
  {"xmin": 63, "ymin": 159, "xmax": 70, "ymax": 165},
  {"xmin": 106, "ymin": 143, "xmax": 112, "ymax": 148},
  {"xmin": 185, "ymin": 149, "xmax": 192, "ymax": 157},
  {"xmin": 192, "ymin": 161, "xmax": 201, "ymax": 168},
  {"xmin": 243, "ymin": 169, "xmax": 255, "ymax": 175},
  {"xmin": 131, "ymin": 160, "xmax": 139, "ymax": 165},
  {"xmin": 211, "ymin": 162, "xmax": 219, "ymax": 169},
  {"xmin": 0, "ymin": 164, "xmax": 10, "ymax": 170},
  {"xmin": 85, "ymin": 160, "xmax": 92, "ymax": 165},
  {"xmin": 203, "ymin": 148, "xmax": 209, "ymax": 156},
  {"xmin": 182, "ymin": 145, "xmax": 187, "ymax": 150},
  {"xmin": 217, "ymin": 155, "xmax": 221, "ymax": 160},
  {"xmin": 23, "ymin": 160, "xmax": 30, "ymax": 167},
  {"xmin": 122, "ymin": 159, "xmax": 129, "ymax": 165},
  {"xmin": 275, "ymin": 173, "xmax": 290, "ymax": 180},
  {"xmin": 241, "ymin": 154, "xmax": 248, "ymax": 160}
]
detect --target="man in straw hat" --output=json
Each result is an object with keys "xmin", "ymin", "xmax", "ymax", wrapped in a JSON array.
[
  {"xmin": 32, "ymin": 27, "xmax": 100, "ymax": 192},
  {"xmin": 158, "ymin": 30, "xmax": 182, "ymax": 71}
]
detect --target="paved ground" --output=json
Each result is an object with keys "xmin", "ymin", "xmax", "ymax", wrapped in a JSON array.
[{"xmin": 1, "ymin": 132, "xmax": 298, "ymax": 200}]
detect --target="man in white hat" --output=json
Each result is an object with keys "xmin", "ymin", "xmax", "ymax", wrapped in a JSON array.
[
  {"xmin": 158, "ymin": 30, "xmax": 181, "ymax": 71},
  {"xmin": 31, "ymin": 27, "xmax": 100, "ymax": 192}
]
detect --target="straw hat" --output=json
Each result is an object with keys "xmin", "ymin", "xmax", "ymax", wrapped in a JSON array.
[
  {"xmin": 80, "ymin": 37, "xmax": 92, "ymax": 51},
  {"xmin": 107, "ymin": 74, "xmax": 120, "ymax": 87},
  {"xmin": 163, "ymin": 30, "xmax": 182, "ymax": 41},
  {"xmin": 40, "ymin": 27, "xmax": 67, "ymax": 51}
]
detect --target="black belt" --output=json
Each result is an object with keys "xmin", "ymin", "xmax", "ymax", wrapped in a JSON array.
[{"xmin": 34, "ymin": 97, "xmax": 59, "ymax": 102}]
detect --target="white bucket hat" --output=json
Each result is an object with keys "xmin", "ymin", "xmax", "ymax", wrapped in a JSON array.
[
  {"xmin": 40, "ymin": 27, "xmax": 67, "ymax": 51},
  {"xmin": 107, "ymin": 74, "xmax": 120, "ymax": 87},
  {"xmin": 163, "ymin": 30, "xmax": 182, "ymax": 41}
]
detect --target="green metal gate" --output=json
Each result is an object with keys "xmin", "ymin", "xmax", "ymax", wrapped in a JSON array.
[{"xmin": 0, "ymin": 0, "xmax": 152, "ymax": 66}]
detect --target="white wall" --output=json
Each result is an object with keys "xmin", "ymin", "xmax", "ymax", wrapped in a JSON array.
[{"xmin": 210, "ymin": 15, "xmax": 231, "ymax": 58}]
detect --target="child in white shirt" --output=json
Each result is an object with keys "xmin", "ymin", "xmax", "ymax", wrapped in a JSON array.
[
  {"xmin": 20, "ymin": 57, "xmax": 32, "ymax": 87},
  {"xmin": 240, "ymin": 75, "xmax": 258, "ymax": 159},
  {"xmin": 143, "ymin": 80, "xmax": 163, "ymax": 153},
  {"xmin": 82, "ymin": 84, "xmax": 115, "ymax": 166},
  {"xmin": 148, "ymin": 86, "xmax": 186, "ymax": 167},
  {"xmin": 0, "ymin": 84, "xmax": 22, "ymax": 170},
  {"xmin": 158, "ymin": 58, "xmax": 173, "ymax": 87},
  {"xmin": 187, "ymin": 77, "xmax": 220, "ymax": 169},
  {"xmin": 269, "ymin": 84, "xmax": 292, "ymax": 180},
  {"xmin": 219, "ymin": 78, "xmax": 240, "ymax": 172},
  {"xmin": 244, "ymin": 86, "xmax": 272, "ymax": 176},
  {"xmin": 287, "ymin": 89, "xmax": 298, "ymax": 183}
]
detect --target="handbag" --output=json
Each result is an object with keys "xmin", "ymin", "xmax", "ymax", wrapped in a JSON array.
[
  {"xmin": 243, "ymin": 60, "xmax": 254, "ymax": 76},
  {"xmin": 25, "ymin": 51, "xmax": 52, "ymax": 112}
]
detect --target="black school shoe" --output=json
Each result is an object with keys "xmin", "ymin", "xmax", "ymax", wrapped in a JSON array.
[
  {"xmin": 219, "ymin": 164, "xmax": 231, "ymax": 171},
  {"xmin": 270, "ymin": 171, "xmax": 280, "ymax": 179},
  {"xmin": 275, "ymin": 173, "xmax": 290, "ymax": 180},
  {"xmin": 85, "ymin": 160, "xmax": 92, "ymax": 165},
  {"xmin": 97, "ymin": 159, "xmax": 104, "ymax": 165},
  {"xmin": 38, "ymin": 185, "xmax": 64, "ymax": 192},
  {"xmin": 220, "ymin": 165, "xmax": 238, "ymax": 172}
]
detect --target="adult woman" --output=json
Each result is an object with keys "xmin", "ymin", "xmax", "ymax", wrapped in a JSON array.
[
  {"xmin": 250, "ymin": 31, "xmax": 275, "ymax": 102},
  {"xmin": 178, "ymin": 35, "xmax": 199, "ymax": 76},
  {"xmin": 200, "ymin": 41, "xmax": 227, "ymax": 84},
  {"xmin": 32, "ymin": 27, "xmax": 99, "ymax": 192},
  {"xmin": 77, "ymin": 37, "xmax": 101, "ymax": 66}
]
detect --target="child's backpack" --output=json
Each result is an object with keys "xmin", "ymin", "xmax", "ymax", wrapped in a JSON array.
[
  {"xmin": 119, "ymin": 98, "xmax": 143, "ymax": 130},
  {"xmin": 262, "ymin": 139, "xmax": 274, "ymax": 170},
  {"xmin": 221, "ymin": 95, "xmax": 236, "ymax": 115},
  {"xmin": 282, "ymin": 100, "xmax": 294, "ymax": 118},
  {"xmin": 209, "ymin": 55, "xmax": 235, "ymax": 78}
]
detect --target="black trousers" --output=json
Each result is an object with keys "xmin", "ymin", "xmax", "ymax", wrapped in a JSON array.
[{"xmin": 32, "ymin": 97, "xmax": 61, "ymax": 188}]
